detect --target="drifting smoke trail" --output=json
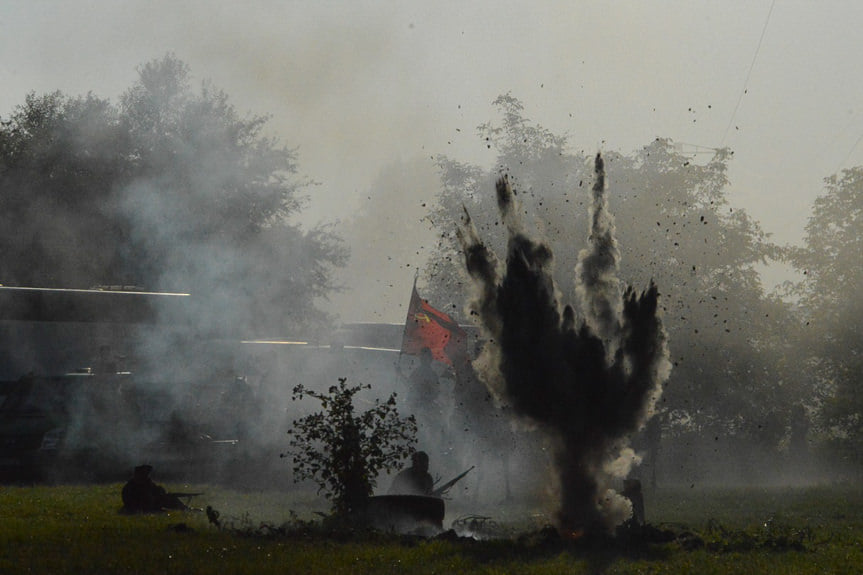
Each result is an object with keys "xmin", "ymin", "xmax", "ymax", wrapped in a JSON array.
[{"xmin": 458, "ymin": 154, "xmax": 670, "ymax": 532}]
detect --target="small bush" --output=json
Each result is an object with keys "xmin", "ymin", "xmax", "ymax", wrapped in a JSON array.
[{"xmin": 285, "ymin": 378, "xmax": 417, "ymax": 518}]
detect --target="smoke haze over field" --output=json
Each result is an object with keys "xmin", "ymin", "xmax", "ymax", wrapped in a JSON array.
[
  {"xmin": 3, "ymin": 1, "xmax": 863, "ymax": 503},
  {"xmin": 3, "ymin": 1, "xmax": 863, "ymax": 320}
]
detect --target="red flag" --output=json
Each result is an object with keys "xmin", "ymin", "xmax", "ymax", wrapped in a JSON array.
[{"xmin": 401, "ymin": 283, "xmax": 467, "ymax": 366}]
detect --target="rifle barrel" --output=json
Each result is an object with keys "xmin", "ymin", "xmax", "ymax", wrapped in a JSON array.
[{"xmin": 431, "ymin": 465, "xmax": 475, "ymax": 496}]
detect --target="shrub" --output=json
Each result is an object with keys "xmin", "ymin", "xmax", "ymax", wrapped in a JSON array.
[{"xmin": 285, "ymin": 378, "xmax": 417, "ymax": 518}]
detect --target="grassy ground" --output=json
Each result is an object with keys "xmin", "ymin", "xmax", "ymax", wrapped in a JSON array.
[{"xmin": 1, "ymin": 481, "xmax": 862, "ymax": 574}]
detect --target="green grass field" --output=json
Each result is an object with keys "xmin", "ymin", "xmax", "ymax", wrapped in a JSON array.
[{"xmin": 1, "ymin": 482, "xmax": 862, "ymax": 574}]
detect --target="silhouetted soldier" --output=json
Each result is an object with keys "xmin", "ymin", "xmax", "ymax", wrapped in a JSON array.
[
  {"xmin": 622, "ymin": 478, "xmax": 645, "ymax": 526},
  {"xmin": 643, "ymin": 415, "xmax": 661, "ymax": 490},
  {"xmin": 219, "ymin": 376, "xmax": 258, "ymax": 439},
  {"xmin": 406, "ymin": 348, "xmax": 443, "ymax": 447},
  {"xmin": 789, "ymin": 404, "xmax": 811, "ymax": 473},
  {"xmin": 389, "ymin": 451, "xmax": 434, "ymax": 496},
  {"xmin": 121, "ymin": 465, "xmax": 187, "ymax": 513},
  {"xmin": 408, "ymin": 348, "xmax": 440, "ymax": 409},
  {"xmin": 95, "ymin": 345, "xmax": 117, "ymax": 375},
  {"xmin": 789, "ymin": 404, "xmax": 809, "ymax": 455}
]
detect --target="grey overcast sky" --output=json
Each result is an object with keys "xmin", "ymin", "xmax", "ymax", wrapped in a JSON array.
[{"xmin": 2, "ymin": 1, "xmax": 861, "ymax": 297}]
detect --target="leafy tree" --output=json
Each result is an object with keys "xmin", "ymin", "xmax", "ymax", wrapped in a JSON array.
[
  {"xmin": 789, "ymin": 167, "xmax": 863, "ymax": 466},
  {"xmin": 0, "ymin": 54, "xmax": 346, "ymax": 334},
  {"xmin": 286, "ymin": 378, "xmax": 417, "ymax": 518},
  {"xmin": 608, "ymin": 141, "xmax": 799, "ymax": 465},
  {"xmin": 0, "ymin": 91, "xmax": 129, "ymax": 285},
  {"xmin": 428, "ymin": 95, "xmax": 800, "ymax": 480}
]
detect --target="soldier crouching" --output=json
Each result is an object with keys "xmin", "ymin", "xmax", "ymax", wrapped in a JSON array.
[{"xmin": 121, "ymin": 465, "xmax": 188, "ymax": 513}]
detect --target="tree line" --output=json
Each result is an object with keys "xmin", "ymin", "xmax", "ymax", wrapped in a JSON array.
[
  {"xmin": 422, "ymin": 94, "xmax": 862, "ymax": 481},
  {"xmin": 3, "ymin": 57, "xmax": 862, "ymax": 480},
  {"xmin": 0, "ymin": 54, "xmax": 346, "ymax": 336}
]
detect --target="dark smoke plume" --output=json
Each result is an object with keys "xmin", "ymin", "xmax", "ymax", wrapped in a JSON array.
[{"xmin": 458, "ymin": 153, "xmax": 670, "ymax": 532}]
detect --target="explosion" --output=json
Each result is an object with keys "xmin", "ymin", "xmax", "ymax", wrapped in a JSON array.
[{"xmin": 458, "ymin": 153, "xmax": 671, "ymax": 532}]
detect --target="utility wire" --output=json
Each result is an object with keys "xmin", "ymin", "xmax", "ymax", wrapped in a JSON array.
[
  {"xmin": 721, "ymin": 0, "xmax": 777, "ymax": 146},
  {"xmin": 835, "ymin": 131, "xmax": 863, "ymax": 175}
]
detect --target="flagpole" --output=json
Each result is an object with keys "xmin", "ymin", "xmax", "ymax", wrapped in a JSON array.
[
  {"xmin": 396, "ymin": 273, "xmax": 420, "ymax": 378},
  {"xmin": 403, "ymin": 272, "xmax": 419, "ymax": 334}
]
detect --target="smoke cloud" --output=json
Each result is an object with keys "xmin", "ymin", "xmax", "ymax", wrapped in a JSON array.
[{"xmin": 458, "ymin": 153, "xmax": 671, "ymax": 532}]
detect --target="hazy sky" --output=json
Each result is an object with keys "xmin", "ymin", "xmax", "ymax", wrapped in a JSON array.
[{"xmin": 2, "ymin": 1, "xmax": 862, "ymax": 317}]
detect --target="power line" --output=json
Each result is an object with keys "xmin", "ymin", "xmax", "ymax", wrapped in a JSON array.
[
  {"xmin": 835, "ymin": 131, "xmax": 863, "ymax": 175},
  {"xmin": 721, "ymin": 0, "xmax": 777, "ymax": 146},
  {"xmin": 814, "ymin": 115, "xmax": 857, "ymax": 165}
]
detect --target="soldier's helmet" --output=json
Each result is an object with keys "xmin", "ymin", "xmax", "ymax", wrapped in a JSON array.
[
  {"xmin": 133, "ymin": 464, "xmax": 153, "ymax": 479},
  {"xmin": 411, "ymin": 451, "xmax": 429, "ymax": 470}
]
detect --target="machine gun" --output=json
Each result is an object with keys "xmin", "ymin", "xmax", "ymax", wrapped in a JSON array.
[
  {"xmin": 166, "ymin": 492, "xmax": 204, "ymax": 505},
  {"xmin": 431, "ymin": 466, "xmax": 475, "ymax": 497}
]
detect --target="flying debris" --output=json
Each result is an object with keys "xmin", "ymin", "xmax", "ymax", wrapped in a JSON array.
[{"xmin": 458, "ymin": 154, "xmax": 671, "ymax": 533}]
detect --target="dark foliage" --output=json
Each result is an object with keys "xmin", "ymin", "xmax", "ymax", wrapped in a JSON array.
[
  {"xmin": 428, "ymin": 95, "xmax": 802, "ymax": 481},
  {"xmin": 286, "ymin": 378, "xmax": 417, "ymax": 517},
  {"xmin": 789, "ymin": 167, "xmax": 863, "ymax": 466},
  {"xmin": 0, "ymin": 54, "xmax": 346, "ymax": 334}
]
